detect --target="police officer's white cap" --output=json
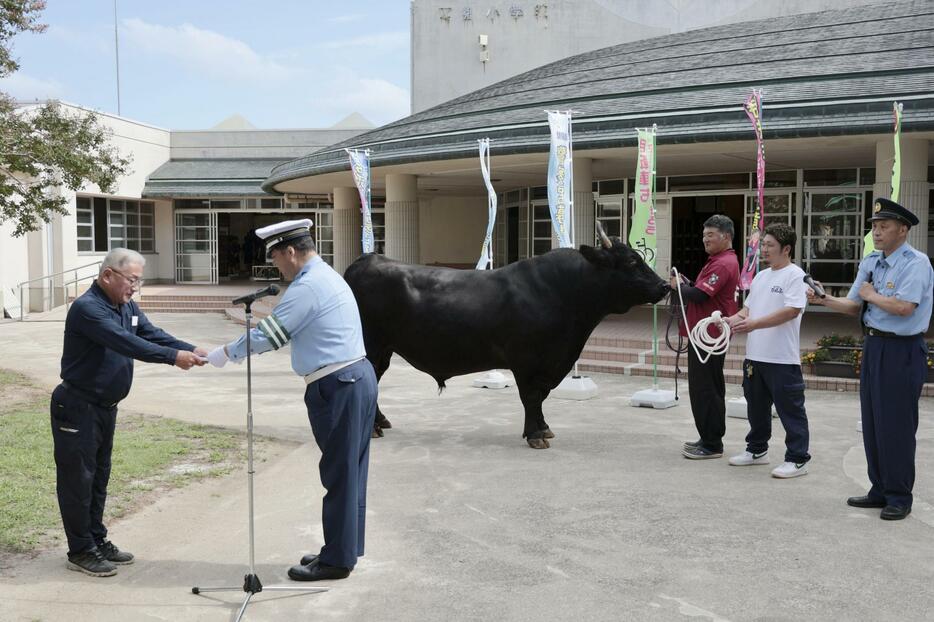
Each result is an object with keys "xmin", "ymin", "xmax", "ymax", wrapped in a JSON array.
[{"xmin": 256, "ymin": 219, "xmax": 313, "ymax": 257}]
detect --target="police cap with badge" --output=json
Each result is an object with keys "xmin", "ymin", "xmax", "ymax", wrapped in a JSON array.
[
  {"xmin": 870, "ymin": 198, "xmax": 919, "ymax": 227},
  {"xmin": 256, "ymin": 219, "xmax": 314, "ymax": 258}
]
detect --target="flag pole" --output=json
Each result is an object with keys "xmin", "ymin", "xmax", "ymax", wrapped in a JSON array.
[{"xmin": 651, "ymin": 124, "xmax": 659, "ymax": 389}]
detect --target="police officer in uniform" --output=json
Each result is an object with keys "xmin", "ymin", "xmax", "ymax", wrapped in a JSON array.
[
  {"xmin": 808, "ymin": 198, "xmax": 933, "ymax": 520},
  {"xmin": 207, "ymin": 219, "xmax": 378, "ymax": 580},
  {"xmin": 54, "ymin": 248, "xmax": 206, "ymax": 576}
]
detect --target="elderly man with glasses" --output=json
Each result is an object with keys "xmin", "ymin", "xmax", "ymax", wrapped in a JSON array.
[{"xmin": 51, "ymin": 248, "xmax": 207, "ymax": 577}]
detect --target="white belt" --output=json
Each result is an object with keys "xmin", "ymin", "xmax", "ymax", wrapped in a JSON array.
[{"xmin": 303, "ymin": 357, "xmax": 365, "ymax": 385}]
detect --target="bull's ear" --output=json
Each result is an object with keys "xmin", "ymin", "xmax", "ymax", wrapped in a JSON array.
[{"xmin": 580, "ymin": 244, "xmax": 610, "ymax": 268}]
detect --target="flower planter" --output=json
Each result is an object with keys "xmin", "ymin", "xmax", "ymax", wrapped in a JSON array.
[
  {"xmin": 825, "ymin": 345, "xmax": 861, "ymax": 362},
  {"xmin": 814, "ymin": 361, "xmax": 857, "ymax": 379}
]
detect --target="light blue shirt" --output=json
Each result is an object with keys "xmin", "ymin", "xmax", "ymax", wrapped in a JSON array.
[
  {"xmin": 227, "ymin": 256, "xmax": 366, "ymax": 376},
  {"xmin": 847, "ymin": 242, "xmax": 933, "ymax": 336}
]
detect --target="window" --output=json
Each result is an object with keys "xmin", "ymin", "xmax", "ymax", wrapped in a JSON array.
[
  {"xmin": 315, "ymin": 211, "xmax": 334, "ymax": 266},
  {"xmin": 802, "ymin": 192, "xmax": 863, "ymax": 294},
  {"xmin": 531, "ymin": 202, "xmax": 552, "ymax": 256},
  {"xmin": 108, "ymin": 200, "xmax": 155, "ymax": 252},
  {"xmin": 76, "ymin": 197, "xmax": 93, "ymax": 252},
  {"xmin": 77, "ymin": 196, "xmax": 155, "ymax": 253}
]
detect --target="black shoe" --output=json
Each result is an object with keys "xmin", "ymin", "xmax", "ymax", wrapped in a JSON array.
[
  {"xmin": 98, "ymin": 540, "xmax": 134, "ymax": 565},
  {"xmin": 681, "ymin": 445, "xmax": 722, "ymax": 460},
  {"xmin": 880, "ymin": 505, "xmax": 911, "ymax": 521},
  {"xmin": 299, "ymin": 553, "xmax": 318, "ymax": 566},
  {"xmin": 846, "ymin": 495, "xmax": 887, "ymax": 509},
  {"xmin": 682, "ymin": 439, "xmax": 702, "ymax": 449},
  {"xmin": 288, "ymin": 558, "xmax": 351, "ymax": 581},
  {"xmin": 66, "ymin": 548, "xmax": 117, "ymax": 577}
]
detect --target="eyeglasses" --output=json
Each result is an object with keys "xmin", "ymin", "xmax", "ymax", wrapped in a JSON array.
[{"xmin": 110, "ymin": 268, "xmax": 144, "ymax": 289}]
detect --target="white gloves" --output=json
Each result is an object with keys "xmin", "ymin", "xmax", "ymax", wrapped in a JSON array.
[{"xmin": 207, "ymin": 346, "xmax": 229, "ymax": 368}]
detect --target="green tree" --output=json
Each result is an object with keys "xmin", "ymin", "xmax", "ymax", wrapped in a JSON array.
[{"xmin": 1, "ymin": 0, "xmax": 130, "ymax": 237}]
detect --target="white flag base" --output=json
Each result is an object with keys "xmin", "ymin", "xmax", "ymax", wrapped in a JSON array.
[
  {"xmin": 727, "ymin": 397, "xmax": 778, "ymax": 419},
  {"xmin": 472, "ymin": 370, "xmax": 511, "ymax": 390},
  {"xmin": 629, "ymin": 387, "xmax": 677, "ymax": 409},
  {"xmin": 551, "ymin": 375, "xmax": 598, "ymax": 401}
]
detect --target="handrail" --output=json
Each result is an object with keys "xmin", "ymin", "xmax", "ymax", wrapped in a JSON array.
[
  {"xmin": 16, "ymin": 260, "xmax": 103, "ymax": 288},
  {"xmin": 18, "ymin": 260, "xmax": 102, "ymax": 321}
]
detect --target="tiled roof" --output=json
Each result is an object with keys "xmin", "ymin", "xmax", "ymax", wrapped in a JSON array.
[
  {"xmin": 264, "ymin": 0, "xmax": 934, "ymax": 192},
  {"xmin": 143, "ymin": 159, "xmax": 289, "ymax": 197}
]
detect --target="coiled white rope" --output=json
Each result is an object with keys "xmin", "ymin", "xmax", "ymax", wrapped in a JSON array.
[{"xmin": 671, "ymin": 267, "xmax": 732, "ymax": 364}]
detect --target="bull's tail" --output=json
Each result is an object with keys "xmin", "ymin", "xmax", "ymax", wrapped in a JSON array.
[{"xmin": 435, "ymin": 378, "xmax": 446, "ymax": 395}]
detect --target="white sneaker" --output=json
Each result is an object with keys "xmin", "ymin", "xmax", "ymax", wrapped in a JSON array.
[
  {"xmin": 771, "ymin": 461, "xmax": 808, "ymax": 479},
  {"xmin": 728, "ymin": 450, "xmax": 769, "ymax": 466}
]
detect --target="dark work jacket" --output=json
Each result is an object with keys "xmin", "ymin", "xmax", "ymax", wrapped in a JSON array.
[{"xmin": 60, "ymin": 281, "xmax": 194, "ymax": 405}]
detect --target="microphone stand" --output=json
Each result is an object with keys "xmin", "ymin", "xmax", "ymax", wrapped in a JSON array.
[{"xmin": 191, "ymin": 296, "xmax": 327, "ymax": 621}]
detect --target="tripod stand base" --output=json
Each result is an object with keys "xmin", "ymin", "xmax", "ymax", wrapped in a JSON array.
[{"xmin": 192, "ymin": 573, "xmax": 328, "ymax": 622}]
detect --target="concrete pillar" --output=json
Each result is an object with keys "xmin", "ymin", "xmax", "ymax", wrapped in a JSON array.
[
  {"xmin": 332, "ymin": 186, "xmax": 362, "ymax": 275},
  {"xmin": 573, "ymin": 157, "xmax": 594, "ymax": 247},
  {"xmin": 873, "ymin": 138, "xmax": 929, "ymax": 250},
  {"xmin": 385, "ymin": 173, "xmax": 419, "ymax": 263}
]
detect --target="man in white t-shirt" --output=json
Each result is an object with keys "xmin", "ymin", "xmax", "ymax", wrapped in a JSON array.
[{"xmin": 724, "ymin": 223, "xmax": 811, "ymax": 479}]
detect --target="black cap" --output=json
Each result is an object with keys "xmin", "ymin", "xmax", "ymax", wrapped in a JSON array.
[{"xmin": 870, "ymin": 198, "xmax": 918, "ymax": 227}]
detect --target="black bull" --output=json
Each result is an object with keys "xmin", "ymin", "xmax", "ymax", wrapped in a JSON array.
[{"xmin": 343, "ymin": 235, "xmax": 669, "ymax": 449}]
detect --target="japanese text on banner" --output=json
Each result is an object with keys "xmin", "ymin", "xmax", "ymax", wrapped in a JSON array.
[
  {"xmin": 546, "ymin": 111, "xmax": 574, "ymax": 248},
  {"xmin": 629, "ymin": 127, "xmax": 657, "ymax": 269}
]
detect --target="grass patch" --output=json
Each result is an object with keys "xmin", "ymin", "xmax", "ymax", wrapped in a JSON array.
[{"xmin": 0, "ymin": 369, "xmax": 255, "ymax": 553}]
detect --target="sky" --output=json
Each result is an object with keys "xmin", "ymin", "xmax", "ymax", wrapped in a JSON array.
[{"xmin": 0, "ymin": 1, "xmax": 411, "ymax": 129}]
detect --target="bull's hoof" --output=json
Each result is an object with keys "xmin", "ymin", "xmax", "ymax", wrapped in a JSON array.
[
  {"xmin": 371, "ymin": 425, "xmax": 384, "ymax": 439},
  {"xmin": 378, "ymin": 417, "xmax": 392, "ymax": 430},
  {"xmin": 542, "ymin": 428, "xmax": 555, "ymax": 439},
  {"xmin": 526, "ymin": 437, "xmax": 551, "ymax": 449}
]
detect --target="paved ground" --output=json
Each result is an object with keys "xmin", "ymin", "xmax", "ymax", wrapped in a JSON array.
[{"xmin": 0, "ymin": 313, "xmax": 932, "ymax": 622}]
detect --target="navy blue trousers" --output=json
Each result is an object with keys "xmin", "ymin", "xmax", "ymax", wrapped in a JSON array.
[
  {"xmin": 742, "ymin": 360, "xmax": 811, "ymax": 464},
  {"xmin": 50, "ymin": 384, "xmax": 117, "ymax": 555},
  {"xmin": 304, "ymin": 359, "xmax": 378, "ymax": 569},
  {"xmin": 860, "ymin": 335, "xmax": 926, "ymax": 508}
]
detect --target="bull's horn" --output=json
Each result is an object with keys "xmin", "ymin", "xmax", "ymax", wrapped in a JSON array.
[{"xmin": 595, "ymin": 220, "xmax": 613, "ymax": 249}]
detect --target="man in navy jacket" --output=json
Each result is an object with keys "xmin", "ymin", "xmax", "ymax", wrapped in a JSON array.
[{"xmin": 52, "ymin": 248, "xmax": 206, "ymax": 576}]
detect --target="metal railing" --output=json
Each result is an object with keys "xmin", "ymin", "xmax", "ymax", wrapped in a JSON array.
[{"xmin": 17, "ymin": 260, "xmax": 103, "ymax": 321}]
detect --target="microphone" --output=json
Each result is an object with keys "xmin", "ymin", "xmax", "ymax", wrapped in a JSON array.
[
  {"xmin": 802, "ymin": 274, "xmax": 825, "ymax": 298},
  {"xmin": 232, "ymin": 284, "xmax": 280, "ymax": 306}
]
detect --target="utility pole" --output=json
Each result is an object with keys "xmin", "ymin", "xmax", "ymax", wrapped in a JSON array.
[{"xmin": 114, "ymin": 0, "xmax": 121, "ymax": 115}]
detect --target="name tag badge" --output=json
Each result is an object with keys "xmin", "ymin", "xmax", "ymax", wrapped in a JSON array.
[{"xmin": 132, "ymin": 315, "xmax": 139, "ymax": 326}]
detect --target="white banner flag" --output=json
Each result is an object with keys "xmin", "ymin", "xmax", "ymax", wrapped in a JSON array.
[
  {"xmin": 546, "ymin": 110, "xmax": 574, "ymax": 248},
  {"xmin": 346, "ymin": 148, "xmax": 375, "ymax": 253},
  {"xmin": 476, "ymin": 138, "xmax": 497, "ymax": 270}
]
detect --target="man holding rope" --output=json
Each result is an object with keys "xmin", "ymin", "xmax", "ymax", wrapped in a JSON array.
[
  {"xmin": 670, "ymin": 215, "xmax": 739, "ymax": 460},
  {"xmin": 725, "ymin": 223, "xmax": 811, "ymax": 478}
]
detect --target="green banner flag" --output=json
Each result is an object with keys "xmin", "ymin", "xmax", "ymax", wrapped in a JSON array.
[
  {"xmin": 629, "ymin": 127, "xmax": 657, "ymax": 268},
  {"xmin": 864, "ymin": 102, "xmax": 902, "ymax": 257}
]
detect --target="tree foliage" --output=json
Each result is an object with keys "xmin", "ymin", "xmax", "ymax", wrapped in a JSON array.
[{"xmin": 0, "ymin": 0, "xmax": 130, "ymax": 236}]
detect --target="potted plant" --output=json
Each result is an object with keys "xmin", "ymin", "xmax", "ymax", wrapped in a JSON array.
[
  {"xmin": 801, "ymin": 348, "xmax": 829, "ymax": 374},
  {"xmin": 816, "ymin": 333, "xmax": 863, "ymax": 362}
]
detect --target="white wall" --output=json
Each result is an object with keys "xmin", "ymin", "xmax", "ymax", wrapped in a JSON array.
[
  {"xmin": 0, "ymin": 220, "xmax": 30, "ymax": 316},
  {"xmin": 418, "ymin": 195, "xmax": 488, "ymax": 265},
  {"xmin": 56, "ymin": 105, "xmax": 172, "ymax": 284}
]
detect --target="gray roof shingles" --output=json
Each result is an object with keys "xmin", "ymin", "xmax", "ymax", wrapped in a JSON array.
[
  {"xmin": 263, "ymin": 0, "xmax": 934, "ymax": 192},
  {"xmin": 143, "ymin": 158, "xmax": 289, "ymax": 197}
]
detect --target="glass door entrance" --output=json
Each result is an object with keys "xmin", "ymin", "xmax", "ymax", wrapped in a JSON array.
[{"xmin": 175, "ymin": 211, "xmax": 217, "ymax": 283}]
